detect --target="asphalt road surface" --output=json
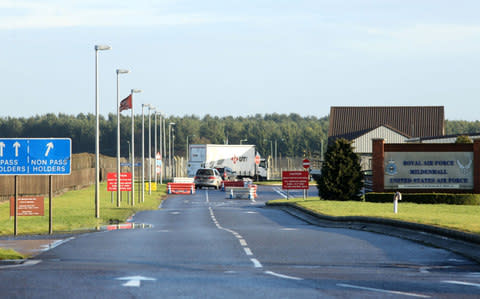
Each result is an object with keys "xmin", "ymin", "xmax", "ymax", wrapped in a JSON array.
[{"xmin": 1, "ymin": 185, "xmax": 480, "ymax": 298}]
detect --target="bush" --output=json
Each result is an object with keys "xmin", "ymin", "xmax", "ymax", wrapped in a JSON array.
[{"xmin": 365, "ymin": 193, "xmax": 480, "ymax": 205}]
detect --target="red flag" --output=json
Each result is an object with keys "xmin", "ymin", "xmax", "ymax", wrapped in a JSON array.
[{"xmin": 119, "ymin": 94, "xmax": 132, "ymax": 112}]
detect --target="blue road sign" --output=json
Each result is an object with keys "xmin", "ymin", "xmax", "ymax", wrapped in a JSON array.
[{"xmin": 0, "ymin": 138, "xmax": 71, "ymax": 175}]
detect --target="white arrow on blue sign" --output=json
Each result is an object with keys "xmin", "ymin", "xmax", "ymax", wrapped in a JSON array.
[{"xmin": 0, "ymin": 138, "xmax": 71, "ymax": 175}]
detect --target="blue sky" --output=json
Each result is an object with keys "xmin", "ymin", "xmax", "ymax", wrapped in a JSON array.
[{"xmin": 1, "ymin": 0, "xmax": 480, "ymax": 120}]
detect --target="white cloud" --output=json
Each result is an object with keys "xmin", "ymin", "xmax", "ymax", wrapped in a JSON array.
[
  {"xmin": 353, "ymin": 23, "xmax": 480, "ymax": 55},
  {"xmin": 0, "ymin": 0, "xmax": 231, "ymax": 29}
]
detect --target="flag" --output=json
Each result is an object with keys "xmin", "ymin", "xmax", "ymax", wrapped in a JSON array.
[{"xmin": 119, "ymin": 94, "xmax": 132, "ymax": 112}]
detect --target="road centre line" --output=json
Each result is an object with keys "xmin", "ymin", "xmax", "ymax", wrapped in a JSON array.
[
  {"xmin": 336, "ymin": 283, "xmax": 431, "ymax": 298},
  {"xmin": 205, "ymin": 190, "xmax": 311, "ymax": 280},
  {"xmin": 250, "ymin": 258, "xmax": 263, "ymax": 268}
]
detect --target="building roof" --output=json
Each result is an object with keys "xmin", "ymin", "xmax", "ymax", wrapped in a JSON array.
[{"xmin": 328, "ymin": 106, "xmax": 444, "ymax": 141}]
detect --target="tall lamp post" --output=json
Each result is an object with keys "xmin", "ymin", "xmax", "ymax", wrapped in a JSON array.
[
  {"xmin": 116, "ymin": 69, "xmax": 130, "ymax": 208},
  {"xmin": 141, "ymin": 103, "xmax": 150, "ymax": 203},
  {"xmin": 168, "ymin": 122, "xmax": 175, "ymax": 179},
  {"xmin": 130, "ymin": 89, "xmax": 142, "ymax": 206},
  {"xmin": 157, "ymin": 112, "xmax": 164, "ymax": 185},
  {"xmin": 94, "ymin": 44, "xmax": 111, "ymax": 219},
  {"xmin": 148, "ymin": 106, "xmax": 155, "ymax": 195},
  {"xmin": 163, "ymin": 115, "xmax": 167, "ymax": 181}
]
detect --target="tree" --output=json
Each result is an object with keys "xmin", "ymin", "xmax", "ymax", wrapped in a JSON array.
[
  {"xmin": 315, "ymin": 138, "xmax": 363, "ymax": 201},
  {"xmin": 455, "ymin": 135, "xmax": 473, "ymax": 144}
]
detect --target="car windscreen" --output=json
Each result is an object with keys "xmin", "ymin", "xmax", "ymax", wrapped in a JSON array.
[{"xmin": 196, "ymin": 169, "xmax": 213, "ymax": 176}]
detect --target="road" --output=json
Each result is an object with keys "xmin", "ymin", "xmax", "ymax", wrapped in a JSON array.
[{"xmin": 1, "ymin": 185, "xmax": 480, "ymax": 298}]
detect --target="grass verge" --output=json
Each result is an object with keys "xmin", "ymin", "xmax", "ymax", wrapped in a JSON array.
[
  {"xmin": 0, "ymin": 248, "xmax": 25, "ymax": 260},
  {"xmin": 0, "ymin": 182, "xmax": 167, "ymax": 236},
  {"xmin": 269, "ymin": 197, "xmax": 480, "ymax": 235}
]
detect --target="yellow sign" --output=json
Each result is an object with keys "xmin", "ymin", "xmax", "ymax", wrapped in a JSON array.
[{"xmin": 145, "ymin": 182, "xmax": 157, "ymax": 191}]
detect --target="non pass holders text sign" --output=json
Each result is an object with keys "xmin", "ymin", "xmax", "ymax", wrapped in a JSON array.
[{"xmin": 0, "ymin": 138, "xmax": 71, "ymax": 175}]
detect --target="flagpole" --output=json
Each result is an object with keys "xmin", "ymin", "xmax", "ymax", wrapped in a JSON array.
[
  {"xmin": 116, "ymin": 69, "xmax": 129, "ymax": 208},
  {"xmin": 131, "ymin": 91, "xmax": 135, "ymax": 206}
]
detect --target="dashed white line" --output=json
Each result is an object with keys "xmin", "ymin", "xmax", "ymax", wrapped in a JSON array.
[
  {"xmin": 244, "ymin": 248, "xmax": 253, "ymax": 256},
  {"xmin": 250, "ymin": 258, "xmax": 263, "ymax": 268},
  {"xmin": 239, "ymin": 239, "xmax": 247, "ymax": 246},
  {"xmin": 337, "ymin": 283, "xmax": 430, "ymax": 298}
]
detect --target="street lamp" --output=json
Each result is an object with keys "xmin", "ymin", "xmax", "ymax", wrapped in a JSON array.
[
  {"xmin": 94, "ymin": 44, "xmax": 111, "ymax": 219},
  {"xmin": 156, "ymin": 112, "xmax": 164, "ymax": 185},
  {"xmin": 148, "ymin": 105, "xmax": 155, "ymax": 195},
  {"xmin": 130, "ymin": 89, "xmax": 142, "ymax": 206},
  {"xmin": 141, "ymin": 103, "xmax": 149, "ymax": 203},
  {"xmin": 168, "ymin": 122, "xmax": 175, "ymax": 179},
  {"xmin": 116, "ymin": 69, "xmax": 130, "ymax": 208}
]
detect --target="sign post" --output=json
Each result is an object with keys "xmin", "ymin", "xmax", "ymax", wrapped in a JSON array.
[
  {"xmin": 0, "ymin": 138, "xmax": 71, "ymax": 235},
  {"xmin": 282, "ymin": 171, "xmax": 309, "ymax": 200}
]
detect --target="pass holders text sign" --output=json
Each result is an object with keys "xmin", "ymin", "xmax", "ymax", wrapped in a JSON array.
[
  {"xmin": 0, "ymin": 138, "xmax": 71, "ymax": 175},
  {"xmin": 10, "ymin": 197, "xmax": 44, "ymax": 216},
  {"xmin": 107, "ymin": 172, "xmax": 132, "ymax": 191},
  {"xmin": 282, "ymin": 171, "xmax": 309, "ymax": 190}
]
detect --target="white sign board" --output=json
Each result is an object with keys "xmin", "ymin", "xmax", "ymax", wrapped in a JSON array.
[{"xmin": 384, "ymin": 152, "xmax": 473, "ymax": 189}]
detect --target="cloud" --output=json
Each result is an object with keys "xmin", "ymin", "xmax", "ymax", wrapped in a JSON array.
[
  {"xmin": 0, "ymin": 0, "xmax": 241, "ymax": 29},
  {"xmin": 352, "ymin": 23, "xmax": 480, "ymax": 55}
]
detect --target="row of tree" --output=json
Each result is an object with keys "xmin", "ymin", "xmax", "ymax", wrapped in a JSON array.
[
  {"xmin": 0, "ymin": 113, "xmax": 477, "ymax": 159},
  {"xmin": 0, "ymin": 113, "xmax": 329, "ymax": 158}
]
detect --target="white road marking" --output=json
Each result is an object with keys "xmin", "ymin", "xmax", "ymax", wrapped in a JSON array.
[
  {"xmin": 250, "ymin": 258, "xmax": 263, "ymax": 268},
  {"xmin": 170, "ymin": 211, "xmax": 181, "ymax": 215},
  {"xmin": 273, "ymin": 187, "xmax": 287, "ymax": 198},
  {"xmin": 245, "ymin": 211, "xmax": 257, "ymax": 214},
  {"xmin": 244, "ymin": 248, "xmax": 253, "ymax": 256},
  {"xmin": 280, "ymin": 228, "xmax": 298, "ymax": 231},
  {"xmin": 116, "ymin": 275, "xmax": 156, "ymax": 287},
  {"xmin": 337, "ymin": 283, "xmax": 431, "ymax": 298},
  {"xmin": 48, "ymin": 237, "xmax": 75, "ymax": 251},
  {"xmin": 239, "ymin": 239, "xmax": 247, "ymax": 246},
  {"xmin": 264, "ymin": 271, "xmax": 303, "ymax": 281},
  {"xmin": 442, "ymin": 280, "xmax": 480, "ymax": 288}
]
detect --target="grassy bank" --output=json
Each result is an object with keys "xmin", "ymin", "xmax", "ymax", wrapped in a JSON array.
[
  {"xmin": 269, "ymin": 197, "xmax": 480, "ymax": 234},
  {"xmin": 0, "ymin": 182, "xmax": 166, "ymax": 236}
]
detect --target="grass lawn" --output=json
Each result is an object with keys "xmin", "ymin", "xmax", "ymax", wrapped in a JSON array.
[
  {"xmin": 270, "ymin": 197, "xmax": 480, "ymax": 235},
  {"xmin": 0, "ymin": 248, "xmax": 25, "ymax": 260},
  {"xmin": 0, "ymin": 182, "xmax": 167, "ymax": 236}
]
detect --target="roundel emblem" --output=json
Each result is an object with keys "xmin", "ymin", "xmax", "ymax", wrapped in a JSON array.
[{"xmin": 385, "ymin": 160, "xmax": 397, "ymax": 175}]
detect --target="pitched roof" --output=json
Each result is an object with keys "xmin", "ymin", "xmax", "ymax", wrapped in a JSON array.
[{"xmin": 328, "ymin": 106, "xmax": 444, "ymax": 141}]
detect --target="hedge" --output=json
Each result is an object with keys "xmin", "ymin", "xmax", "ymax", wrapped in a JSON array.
[{"xmin": 365, "ymin": 193, "xmax": 480, "ymax": 205}]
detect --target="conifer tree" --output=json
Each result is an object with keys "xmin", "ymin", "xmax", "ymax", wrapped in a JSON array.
[{"xmin": 316, "ymin": 138, "xmax": 363, "ymax": 201}]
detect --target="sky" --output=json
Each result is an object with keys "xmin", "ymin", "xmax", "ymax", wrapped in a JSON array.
[{"xmin": 1, "ymin": 0, "xmax": 480, "ymax": 121}]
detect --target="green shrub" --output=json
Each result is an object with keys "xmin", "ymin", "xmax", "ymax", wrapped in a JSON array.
[
  {"xmin": 316, "ymin": 138, "xmax": 363, "ymax": 201},
  {"xmin": 365, "ymin": 192, "xmax": 480, "ymax": 205}
]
